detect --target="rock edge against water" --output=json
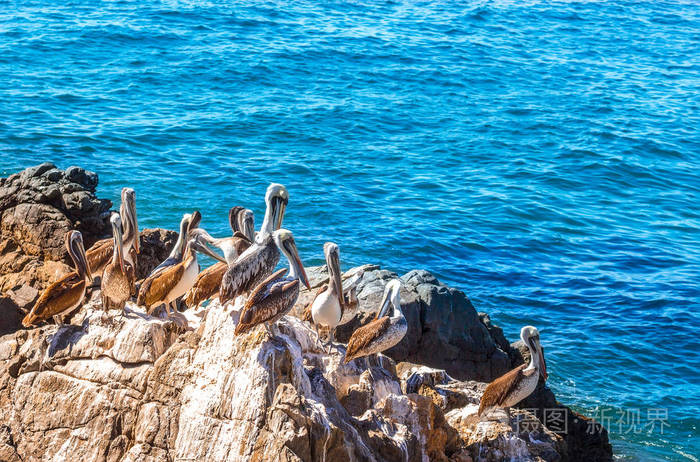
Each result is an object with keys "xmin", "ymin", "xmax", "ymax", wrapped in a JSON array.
[{"xmin": 0, "ymin": 164, "xmax": 612, "ymax": 461}]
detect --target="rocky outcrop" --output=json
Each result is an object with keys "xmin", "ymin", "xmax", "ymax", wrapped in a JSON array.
[
  {"xmin": 0, "ymin": 163, "xmax": 109, "ymax": 331},
  {"xmin": 0, "ymin": 291, "xmax": 612, "ymax": 462},
  {"xmin": 134, "ymin": 228, "xmax": 178, "ymax": 280},
  {"xmin": 0, "ymin": 165, "xmax": 176, "ymax": 332},
  {"xmin": 0, "ymin": 164, "xmax": 613, "ymax": 461},
  {"xmin": 0, "ymin": 163, "xmax": 110, "ymax": 304},
  {"xmin": 0, "ymin": 297, "xmax": 549, "ymax": 462}
]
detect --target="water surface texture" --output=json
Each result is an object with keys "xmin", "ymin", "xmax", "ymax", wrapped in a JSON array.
[{"xmin": 1, "ymin": 1, "xmax": 699, "ymax": 459}]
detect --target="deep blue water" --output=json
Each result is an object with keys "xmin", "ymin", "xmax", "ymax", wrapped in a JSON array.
[{"xmin": 1, "ymin": 1, "xmax": 699, "ymax": 459}]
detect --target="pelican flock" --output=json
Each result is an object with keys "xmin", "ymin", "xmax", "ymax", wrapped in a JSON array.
[{"xmin": 22, "ymin": 181, "xmax": 549, "ymax": 419}]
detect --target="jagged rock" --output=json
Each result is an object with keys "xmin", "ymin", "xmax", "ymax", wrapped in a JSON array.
[
  {"xmin": 0, "ymin": 297, "xmax": 23, "ymax": 337},
  {"xmin": 0, "ymin": 163, "xmax": 111, "ymax": 302},
  {"xmin": 398, "ymin": 366, "xmax": 567, "ymax": 461},
  {"xmin": 447, "ymin": 405, "xmax": 566, "ymax": 462},
  {"xmin": 0, "ymin": 298, "xmax": 452, "ymax": 461},
  {"xmin": 293, "ymin": 265, "xmax": 511, "ymax": 382},
  {"xmin": 0, "ymin": 165, "xmax": 177, "ymax": 334},
  {"xmin": 0, "ymin": 294, "xmax": 590, "ymax": 462},
  {"xmin": 135, "ymin": 228, "xmax": 178, "ymax": 280}
]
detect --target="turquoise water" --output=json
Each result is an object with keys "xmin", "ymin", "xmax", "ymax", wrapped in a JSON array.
[{"xmin": 1, "ymin": 1, "xmax": 698, "ymax": 459}]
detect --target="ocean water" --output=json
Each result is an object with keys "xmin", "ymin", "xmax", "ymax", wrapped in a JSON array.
[{"xmin": 1, "ymin": 1, "xmax": 698, "ymax": 459}]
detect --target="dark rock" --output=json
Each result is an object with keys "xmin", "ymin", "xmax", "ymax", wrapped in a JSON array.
[
  {"xmin": 135, "ymin": 228, "xmax": 178, "ymax": 280},
  {"xmin": 296, "ymin": 265, "xmax": 512, "ymax": 382},
  {"xmin": 0, "ymin": 165, "xmax": 177, "ymax": 336},
  {"xmin": 0, "ymin": 297, "xmax": 23, "ymax": 336}
]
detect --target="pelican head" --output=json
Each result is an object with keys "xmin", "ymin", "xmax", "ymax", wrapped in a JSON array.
[
  {"xmin": 187, "ymin": 229, "xmax": 227, "ymax": 263},
  {"xmin": 67, "ymin": 230, "xmax": 92, "ymax": 283},
  {"xmin": 273, "ymin": 228, "xmax": 310, "ymax": 290},
  {"xmin": 324, "ymin": 242, "xmax": 344, "ymax": 307},
  {"xmin": 377, "ymin": 279, "xmax": 402, "ymax": 319},
  {"xmin": 180, "ymin": 213, "xmax": 193, "ymax": 234},
  {"xmin": 120, "ymin": 187, "xmax": 139, "ymax": 254},
  {"xmin": 239, "ymin": 208, "xmax": 255, "ymax": 242},
  {"xmin": 228, "ymin": 206, "xmax": 245, "ymax": 234},
  {"xmin": 521, "ymin": 325, "xmax": 548, "ymax": 381},
  {"xmin": 265, "ymin": 183, "xmax": 288, "ymax": 233},
  {"xmin": 110, "ymin": 213, "xmax": 126, "ymax": 273},
  {"xmin": 188, "ymin": 210, "xmax": 202, "ymax": 232}
]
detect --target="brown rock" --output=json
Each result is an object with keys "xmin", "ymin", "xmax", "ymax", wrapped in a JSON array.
[
  {"xmin": 0, "ymin": 164, "xmax": 110, "ymax": 305},
  {"xmin": 135, "ymin": 228, "xmax": 178, "ymax": 280}
]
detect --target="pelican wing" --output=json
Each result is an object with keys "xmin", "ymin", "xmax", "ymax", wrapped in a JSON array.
[
  {"xmin": 220, "ymin": 240, "xmax": 279, "ymax": 303},
  {"xmin": 301, "ymin": 285, "xmax": 327, "ymax": 322},
  {"xmin": 235, "ymin": 269, "xmax": 297, "ymax": 335},
  {"xmin": 86, "ymin": 238, "xmax": 113, "ymax": 275},
  {"xmin": 138, "ymin": 262, "xmax": 184, "ymax": 309},
  {"xmin": 344, "ymin": 316, "xmax": 391, "ymax": 363},
  {"xmin": 184, "ymin": 262, "xmax": 227, "ymax": 307},
  {"xmin": 478, "ymin": 364, "xmax": 527, "ymax": 416},
  {"xmin": 23, "ymin": 272, "xmax": 85, "ymax": 325}
]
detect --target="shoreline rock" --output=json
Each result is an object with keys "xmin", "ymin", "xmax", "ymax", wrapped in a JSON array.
[
  {"xmin": 0, "ymin": 164, "xmax": 177, "ymax": 331},
  {"xmin": 0, "ymin": 164, "xmax": 613, "ymax": 461}
]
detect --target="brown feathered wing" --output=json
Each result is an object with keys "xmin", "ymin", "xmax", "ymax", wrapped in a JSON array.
[
  {"xmin": 235, "ymin": 269, "xmax": 298, "ymax": 335},
  {"xmin": 478, "ymin": 364, "xmax": 527, "ymax": 416},
  {"xmin": 344, "ymin": 316, "xmax": 391, "ymax": 363},
  {"xmin": 138, "ymin": 263, "xmax": 184, "ymax": 310},
  {"xmin": 23, "ymin": 272, "xmax": 85, "ymax": 325}
]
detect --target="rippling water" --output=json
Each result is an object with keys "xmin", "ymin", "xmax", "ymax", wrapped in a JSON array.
[{"xmin": 2, "ymin": 1, "xmax": 699, "ymax": 459}]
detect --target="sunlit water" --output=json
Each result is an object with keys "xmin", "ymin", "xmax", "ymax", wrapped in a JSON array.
[{"xmin": 1, "ymin": 1, "xmax": 698, "ymax": 459}]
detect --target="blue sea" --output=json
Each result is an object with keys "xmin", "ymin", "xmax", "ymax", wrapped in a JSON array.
[{"xmin": 1, "ymin": 1, "xmax": 698, "ymax": 459}]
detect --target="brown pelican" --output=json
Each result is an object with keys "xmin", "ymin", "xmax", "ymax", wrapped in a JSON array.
[
  {"xmin": 235, "ymin": 229, "xmax": 310, "ymax": 335},
  {"xmin": 344, "ymin": 279, "xmax": 406, "ymax": 364},
  {"xmin": 301, "ymin": 267, "xmax": 363, "ymax": 325},
  {"xmin": 183, "ymin": 207, "xmax": 255, "ymax": 308},
  {"xmin": 137, "ymin": 233, "xmax": 226, "ymax": 326},
  {"xmin": 22, "ymin": 231, "xmax": 92, "ymax": 326},
  {"xmin": 149, "ymin": 211, "xmax": 201, "ymax": 276},
  {"xmin": 219, "ymin": 184, "xmax": 288, "ymax": 305},
  {"xmin": 308, "ymin": 243, "xmax": 345, "ymax": 350},
  {"xmin": 86, "ymin": 188, "xmax": 139, "ymax": 277},
  {"xmin": 478, "ymin": 326, "xmax": 548, "ymax": 418},
  {"xmin": 101, "ymin": 214, "xmax": 134, "ymax": 312}
]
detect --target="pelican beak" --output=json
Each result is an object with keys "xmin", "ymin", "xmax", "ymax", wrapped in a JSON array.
[
  {"xmin": 192, "ymin": 237, "xmax": 227, "ymax": 264},
  {"xmin": 188, "ymin": 211, "xmax": 202, "ymax": 232},
  {"xmin": 242, "ymin": 212, "xmax": 255, "ymax": 242},
  {"xmin": 228, "ymin": 206, "xmax": 243, "ymax": 234},
  {"xmin": 376, "ymin": 288, "xmax": 393, "ymax": 320},
  {"xmin": 326, "ymin": 245, "xmax": 344, "ymax": 307},
  {"xmin": 273, "ymin": 196, "xmax": 287, "ymax": 231},
  {"xmin": 285, "ymin": 238, "xmax": 310, "ymax": 289},
  {"xmin": 123, "ymin": 188, "xmax": 139, "ymax": 254},
  {"xmin": 536, "ymin": 340, "xmax": 548, "ymax": 381},
  {"xmin": 75, "ymin": 235, "xmax": 92, "ymax": 283},
  {"xmin": 22, "ymin": 312, "xmax": 38, "ymax": 328},
  {"xmin": 113, "ymin": 219, "xmax": 125, "ymax": 274}
]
